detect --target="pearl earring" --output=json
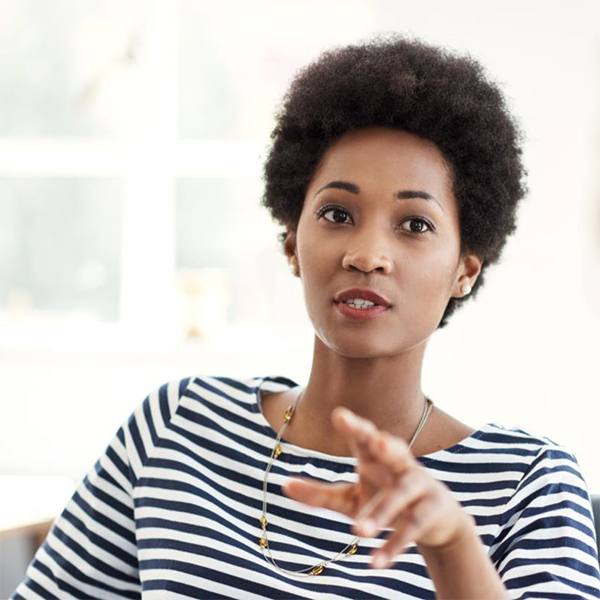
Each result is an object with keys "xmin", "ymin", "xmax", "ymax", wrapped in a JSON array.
[
  {"xmin": 461, "ymin": 282, "xmax": 472, "ymax": 296},
  {"xmin": 289, "ymin": 263, "xmax": 296, "ymax": 275}
]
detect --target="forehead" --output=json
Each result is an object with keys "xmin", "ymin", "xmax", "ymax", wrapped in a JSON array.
[{"xmin": 309, "ymin": 126, "xmax": 454, "ymax": 201}]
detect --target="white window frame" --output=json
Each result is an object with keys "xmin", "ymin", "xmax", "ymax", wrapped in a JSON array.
[{"xmin": 0, "ymin": 0, "xmax": 268, "ymax": 351}]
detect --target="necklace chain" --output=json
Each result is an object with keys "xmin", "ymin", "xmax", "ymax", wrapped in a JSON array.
[{"xmin": 259, "ymin": 389, "xmax": 434, "ymax": 577}]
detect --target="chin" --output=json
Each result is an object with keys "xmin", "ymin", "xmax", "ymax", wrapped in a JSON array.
[{"xmin": 317, "ymin": 328, "xmax": 405, "ymax": 359}]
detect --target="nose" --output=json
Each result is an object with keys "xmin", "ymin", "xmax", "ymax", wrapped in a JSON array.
[{"xmin": 341, "ymin": 229, "xmax": 393, "ymax": 274}]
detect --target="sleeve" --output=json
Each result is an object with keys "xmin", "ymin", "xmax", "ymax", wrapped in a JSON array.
[
  {"xmin": 11, "ymin": 377, "xmax": 190, "ymax": 600},
  {"xmin": 490, "ymin": 445, "xmax": 600, "ymax": 600}
]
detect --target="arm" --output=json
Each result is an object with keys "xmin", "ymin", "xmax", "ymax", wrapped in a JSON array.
[
  {"xmin": 11, "ymin": 378, "xmax": 189, "ymax": 599},
  {"xmin": 284, "ymin": 410, "xmax": 600, "ymax": 599},
  {"xmin": 490, "ymin": 446, "xmax": 600, "ymax": 599},
  {"xmin": 419, "ymin": 515, "xmax": 510, "ymax": 600},
  {"xmin": 11, "ymin": 425, "xmax": 141, "ymax": 599},
  {"xmin": 284, "ymin": 408, "xmax": 511, "ymax": 599}
]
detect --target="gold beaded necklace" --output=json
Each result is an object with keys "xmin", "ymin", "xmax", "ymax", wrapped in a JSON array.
[{"xmin": 259, "ymin": 389, "xmax": 434, "ymax": 577}]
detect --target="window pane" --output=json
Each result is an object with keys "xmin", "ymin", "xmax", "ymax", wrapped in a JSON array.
[
  {"xmin": 176, "ymin": 178, "xmax": 257, "ymax": 270},
  {"xmin": 175, "ymin": 178, "xmax": 301, "ymax": 331},
  {"xmin": 0, "ymin": 178, "xmax": 123, "ymax": 321},
  {"xmin": 0, "ymin": 0, "xmax": 144, "ymax": 137},
  {"xmin": 177, "ymin": 0, "xmax": 372, "ymax": 139}
]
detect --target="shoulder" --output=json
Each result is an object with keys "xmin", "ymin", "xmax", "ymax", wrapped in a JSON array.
[
  {"xmin": 467, "ymin": 422, "xmax": 576, "ymax": 464},
  {"xmin": 429, "ymin": 422, "xmax": 587, "ymax": 503},
  {"xmin": 480, "ymin": 423, "xmax": 580, "ymax": 468},
  {"xmin": 128, "ymin": 373, "xmax": 298, "ymax": 436},
  {"xmin": 474, "ymin": 423, "xmax": 584, "ymax": 484},
  {"xmin": 121, "ymin": 373, "xmax": 298, "ymax": 475},
  {"xmin": 479, "ymin": 424, "xmax": 594, "ymax": 529},
  {"xmin": 428, "ymin": 421, "xmax": 574, "ymax": 469},
  {"xmin": 133, "ymin": 375, "xmax": 258, "ymax": 428},
  {"xmin": 487, "ymin": 427, "xmax": 599, "ymax": 590},
  {"xmin": 477, "ymin": 422, "xmax": 563, "ymax": 448},
  {"xmin": 180, "ymin": 374, "xmax": 299, "ymax": 415}
]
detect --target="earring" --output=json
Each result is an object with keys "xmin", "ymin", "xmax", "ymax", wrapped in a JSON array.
[
  {"xmin": 289, "ymin": 263, "xmax": 296, "ymax": 275},
  {"xmin": 461, "ymin": 282, "xmax": 472, "ymax": 296}
]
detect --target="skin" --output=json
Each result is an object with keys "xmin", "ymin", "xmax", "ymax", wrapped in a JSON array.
[
  {"xmin": 262, "ymin": 126, "xmax": 481, "ymax": 456},
  {"xmin": 260, "ymin": 127, "xmax": 510, "ymax": 597}
]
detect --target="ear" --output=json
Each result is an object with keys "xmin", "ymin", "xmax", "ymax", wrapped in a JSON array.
[
  {"xmin": 451, "ymin": 253, "xmax": 483, "ymax": 298},
  {"xmin": 283, "ymin": 229, "xmax": 300, "ymax": 276},
  {"xmin": 283, "ymin": 229, "xmax": 297, "ymax": 263}
]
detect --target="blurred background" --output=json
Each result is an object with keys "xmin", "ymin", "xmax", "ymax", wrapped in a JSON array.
[{"xmin": 1, "ymin": 0, "xmax": 600, "ymax": 590}]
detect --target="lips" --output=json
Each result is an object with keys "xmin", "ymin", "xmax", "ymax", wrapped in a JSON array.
[{"xmin": 333, "ymin": 288, "xmax": 392, "ymax": 308}]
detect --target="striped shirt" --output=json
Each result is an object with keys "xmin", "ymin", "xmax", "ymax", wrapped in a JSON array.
[{"xmin": 13, "ymin": 374, "xmax": 600, "ymax": 599}]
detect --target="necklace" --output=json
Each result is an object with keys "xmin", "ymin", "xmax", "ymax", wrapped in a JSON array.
[{"xmin": 259, "ymin": 390, "xmax": 434, "ymax": 577}]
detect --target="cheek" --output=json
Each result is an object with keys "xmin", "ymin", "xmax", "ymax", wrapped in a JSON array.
[
  {"xmin": 296, "ymin": 221, "xmax": 337, "ymax": 277},
  {"xmin": 420, "ymin": 254, "xmax": 458, "ymax": 291},
  {"xmin": 399, "ymin": 248, "xmax": 460, "ymax": 319},
  {"xmin": 300, "ymin": 255, "xmax": 334, "ymax": 313}
]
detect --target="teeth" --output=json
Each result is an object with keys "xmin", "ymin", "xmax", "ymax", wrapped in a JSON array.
[{"xmin": 344, "ymin": 298, "xmax": 376, "ymax": 308}]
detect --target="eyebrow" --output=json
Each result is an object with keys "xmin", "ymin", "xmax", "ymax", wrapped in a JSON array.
[{"xmin": 314, "ymin": 180, "xmax": 444, "ymax": 211}]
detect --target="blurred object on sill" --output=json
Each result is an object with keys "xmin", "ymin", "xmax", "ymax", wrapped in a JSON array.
[
  {"xmin": 176, "ymin": 268, "xmax": 230, "ymax": 342},
  {"xmin": 6, "ymin": 288, "xmax": 34, "ymax": 321}
]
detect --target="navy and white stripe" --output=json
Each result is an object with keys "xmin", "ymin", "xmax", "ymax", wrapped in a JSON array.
[{"xmin": 12, "ymin": 375, "xmax": 600, "ymax": 599}]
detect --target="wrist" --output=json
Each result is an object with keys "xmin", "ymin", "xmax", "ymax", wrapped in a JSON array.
[
  {"xmin": 417, "ymin": 510, "xmax": 477, "ymax": 557},
  {"xmin": 417, "ymin": 512, "xmax": 509, "ymax": 600}
]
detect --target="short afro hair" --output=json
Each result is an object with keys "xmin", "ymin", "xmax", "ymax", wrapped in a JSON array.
[{"xmin": 261, "ymin": 35, "xmax": 527, "ymax": 328}]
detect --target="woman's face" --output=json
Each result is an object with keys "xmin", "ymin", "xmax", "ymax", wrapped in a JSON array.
[{"xmin": 285, "ymin": 126, "xmax": 482, "ymax": 359}]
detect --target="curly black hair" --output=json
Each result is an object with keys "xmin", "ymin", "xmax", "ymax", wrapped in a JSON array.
[{"xmin": 261, "ymin": 35, "xmax": 527, "ymax": 328}]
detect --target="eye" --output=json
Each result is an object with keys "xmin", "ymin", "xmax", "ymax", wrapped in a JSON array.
[
  {"xmin": 399, "ymin": 217, "xmax": 434, "ymax": 234},
  {"xmin": 316, "ymin": 206, "xmax": 352, "ymax": 224}
]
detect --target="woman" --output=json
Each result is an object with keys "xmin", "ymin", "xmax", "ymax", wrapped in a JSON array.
[{"xmin": 13, "ymin": 36, "xmax": 600, "ymax": 599}]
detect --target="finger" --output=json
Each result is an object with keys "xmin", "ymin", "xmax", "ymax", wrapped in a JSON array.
[
  {"xmin": 354, "ymin": 470, "xmax": 427, "ymax": 536},
  {"xmin": 351, "ymin": 488, "xmax": 388, "ymax": 536},
  {"xmin": 356, "ymin": 459, "xmax": 396, "ymax": 489},
  {"xmin": 332, "ymin": 408, "xmax": 381, "ymax": 459},
  {"xmin": 369, "ymin": 431, "xmax": 413, "ymax": 475},
  {"xmin": 371, "ymin": 497, "xmax": 437, "ymax": 569},
  {"xmin": 282, "ymin": 477, "xmax": 359, "ymax": 516}
]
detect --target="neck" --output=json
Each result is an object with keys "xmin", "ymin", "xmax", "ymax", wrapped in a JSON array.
[{"xmin": 293, "ymin": 336, "xmax": 429, "ymax": 457}]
